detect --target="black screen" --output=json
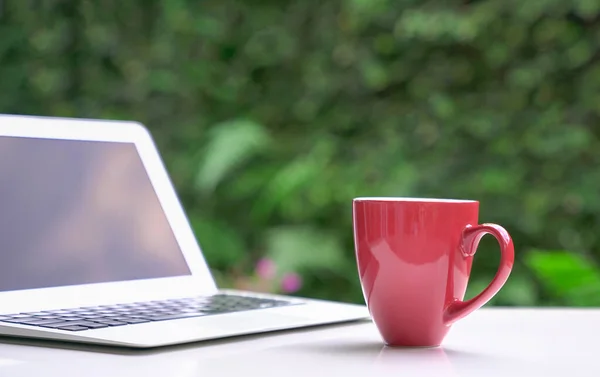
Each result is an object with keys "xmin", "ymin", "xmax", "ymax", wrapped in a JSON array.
[{"xmin": 0, "ymin": 136, "xmax": 191, "ymax": 292}]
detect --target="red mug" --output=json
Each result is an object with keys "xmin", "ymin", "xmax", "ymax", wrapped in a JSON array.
[{"xmin": 353, "ymin": 197, "xmax": 514, "ymax": 347}]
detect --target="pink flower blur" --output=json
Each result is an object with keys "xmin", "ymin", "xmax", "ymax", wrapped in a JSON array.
[
  {"xmin": 281, "ymin": 273, "xmax": 302, "ymax": 293},
  {"xmin": 255, "ymin": 258, "xmax": 276, "ymax": 279}
]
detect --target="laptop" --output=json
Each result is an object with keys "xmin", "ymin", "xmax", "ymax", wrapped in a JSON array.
[{"xmin": 0, "ymin": 114, "xmax": 369, "ymax": 348}]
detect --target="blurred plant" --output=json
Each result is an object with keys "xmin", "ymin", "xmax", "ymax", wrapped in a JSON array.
[
  {"xmin": 4, "ymin": 0, "xmax": 600, "ymax": 306},
  {"xmin": 525, "ymin": 250, "xmax": 600, "ymax": 306},
  {"xmin": 230, "ymin": 258, "xmax": 303, "ymax": 295}
]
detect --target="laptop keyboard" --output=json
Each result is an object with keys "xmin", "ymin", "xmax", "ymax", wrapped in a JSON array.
[{"xmin": 0, "ymin": 293, "xmax": 298, "ymax": 332}]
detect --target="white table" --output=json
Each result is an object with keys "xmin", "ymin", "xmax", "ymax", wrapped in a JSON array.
[{"xmin": 0, "ymin": 308, "xmax": 597, "ymax": 377}]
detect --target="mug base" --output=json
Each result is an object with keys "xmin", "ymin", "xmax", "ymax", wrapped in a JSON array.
[{"xmin": 383, "ymin": 342, "xmax": 441, "ymax": 349}]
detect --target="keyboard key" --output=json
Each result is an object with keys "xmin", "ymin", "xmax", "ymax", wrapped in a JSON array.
[
  {"xmin": 121, "ymin": 318, "xmax": 150, "ymax": 324},
  {"xmin": 92, "ymin": 319, "xmax": 129, "ymax": 326},
  {"xmin": 40, "ymin": 321, "xmax": 109, "ymax": 329},
  {"xmin": 3, "ymin": 318, "xmax": 63, "ymax": 325},
  {"xmin": 27, "ymin": 319, "xmax": 66, "ymax": 325},
  {"xmin": 81, "ymin": 322, "xmax": 110, "ymax": 329},
  {"xmin": 73, "ymin": 312, "xmax": 95, "ymax": 316},
  {"xmin": 55, "ymin": 325, "xmax": 89, "ymax": 331},
  {"xmin": 109, "ymin": 316, "xmax": 134, "ymax": 322},
  {"xmin": 58, "ymin": 316, "xmax": 84, "ymax": 321},
  {"xmin": 32, "ymin": 315, "xmax": 60, "ymax": 320},
  {"xmin": 2, "ymin": 318, "xmax": 37, "ymax": 324},
  {"xmin": 145, "ymin": 312, "xmax": 208, "ymax": 321}
]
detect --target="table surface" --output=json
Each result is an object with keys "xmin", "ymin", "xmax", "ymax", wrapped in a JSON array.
[{"xmin": 0, "ymin": 307, "xmax": 597, "ymax": 377}]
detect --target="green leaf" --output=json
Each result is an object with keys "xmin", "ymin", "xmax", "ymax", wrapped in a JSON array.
[
  {"xmin": 190, "ymin": 216, "xmax": 247, "ymax": 269},
  {"xmin": 265, "ymin": 226, "xmax": 346, "ymax": 274},
  {"xmin": 195, "ymin": 119, "xmax": 271, "ymax": 193},
  {"xmin": 360, "ymin": 59, "xmax": 388, "ymax": 90},
  {"xmin": 574, "ymin": 0, "xmax": 600, "ymax": 19},
  {"xmin": 250, "ymin": 138, "xmax": 334, "ymax": 220},
  {"xmin": 525, "ymin": 250, "xmax": 600, "ymax": 305}
]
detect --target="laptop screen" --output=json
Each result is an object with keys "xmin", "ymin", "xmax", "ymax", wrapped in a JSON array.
[{"xmin": 0, "ymin": 136, "xmax": 192, "ymax": 292}]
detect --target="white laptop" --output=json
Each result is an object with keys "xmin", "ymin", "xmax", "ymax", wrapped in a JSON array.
[{"xmin": 0, "ymin": 114, "xmax": 369, "ymax": 348}]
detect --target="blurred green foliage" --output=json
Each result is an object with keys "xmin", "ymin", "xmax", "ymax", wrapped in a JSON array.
[{"xmin": 1, "ymin": 0, "xmax": 600, "ymax": 306}]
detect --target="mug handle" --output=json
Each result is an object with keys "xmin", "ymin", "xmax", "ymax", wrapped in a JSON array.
[{"xmin": 443, "ymin": 223, "xmax": 515, "ymax": 326}]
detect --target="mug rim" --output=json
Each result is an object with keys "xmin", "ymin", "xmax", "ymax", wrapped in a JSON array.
[{"xmin": 353, "ymin": 197, "xmax": 478, "ymax": 203}]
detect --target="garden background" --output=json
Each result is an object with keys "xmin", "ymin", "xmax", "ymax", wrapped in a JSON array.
[{"xmin": 2, "ymin": 0, "xmax": 600, "ymax": 306}]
